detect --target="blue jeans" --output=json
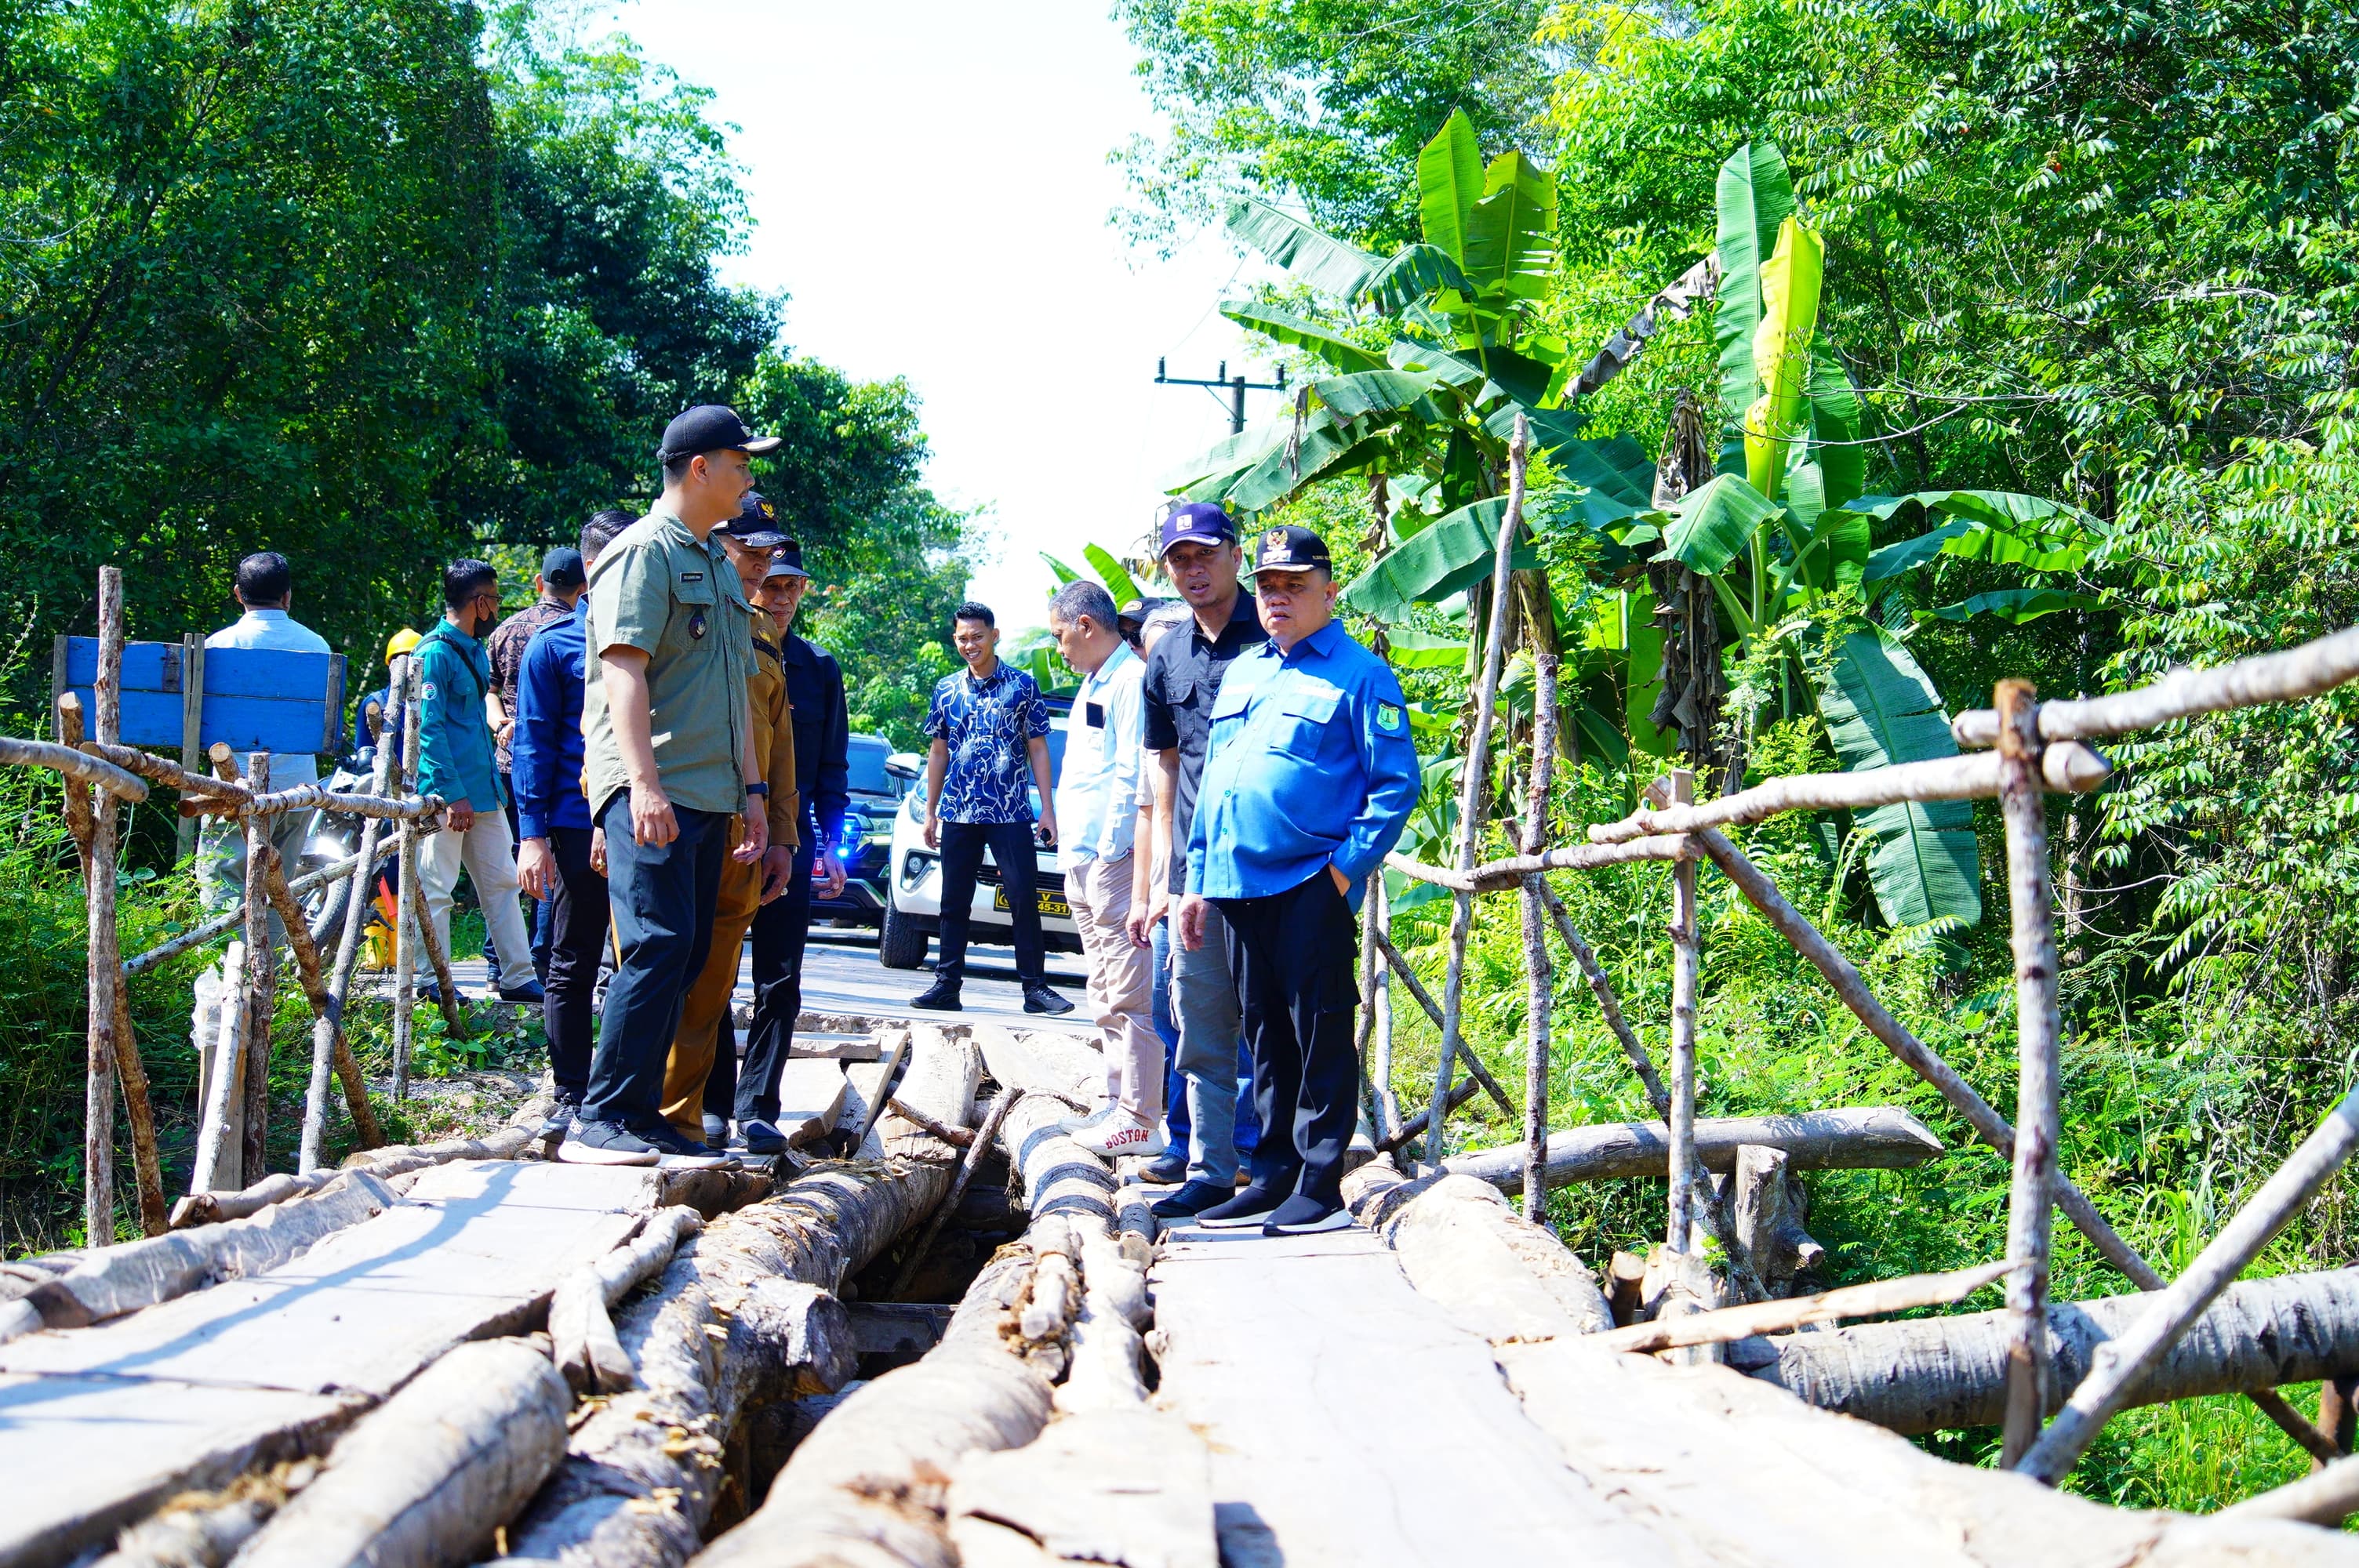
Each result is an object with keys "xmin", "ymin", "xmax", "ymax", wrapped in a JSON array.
[{"xmin": 1163, "ymin": 909, "xmax": 1259, "ymax": 1184}]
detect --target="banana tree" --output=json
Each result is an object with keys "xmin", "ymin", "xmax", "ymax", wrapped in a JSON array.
[{"xmin": 1593, "ymin": 143, "xmax": 2103, "ymax": 930}]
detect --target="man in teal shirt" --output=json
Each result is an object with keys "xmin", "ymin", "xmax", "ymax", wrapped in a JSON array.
[{"xmin": 415, "ymin": 559, "xmax": 541, "ymax": 1003}]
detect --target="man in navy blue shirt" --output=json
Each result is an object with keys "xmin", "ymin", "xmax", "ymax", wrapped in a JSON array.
[
  {"xmin": 514, "ymin": 509, "xmax": 634, "ymax": 1137},
  {"xmin": 1178, "ymin": 525, "xmax": 1420, "ymax": 1235},
  {"xmin": 912, "ymin": 602, "xmax": 1073, "ymax": 1015}
]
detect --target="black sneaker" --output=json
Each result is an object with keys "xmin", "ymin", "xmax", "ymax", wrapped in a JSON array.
[
  {"xmin": 1023, "ymin": 985, "xmax": 1074, "ymax": 1015},
  {"xmin": 558, "ymin": 1119, "xmax": 660, "ymax": 1167},
  {"xmin": 539, "ymin": 1091, "xmax": 579, "ymax": 1142},
  {"xmin": 1150, "ymin": 1178, "xmax": 1234, "ymax": 1219},
  {"xmin": 1263, "ymin": 1195, "xmax": 1352, "ymax": 1236},
  {"xmin": 633, "ymin": 1121, "xmax": 734, "ymax": 1171},
  {"xmin": 499, "ymin": 979, "xmax": 547, "ymax": 1004},
  {"xmin": 1194, "ymin": 1184, "xmax": 1288, "ymax": 1229},
  {"xmin": 1137, "ymin": 1151, "xmax": 1188, "ymax": 1185},
  {"xmin": 702, "ymin": 1113, "xmax": 729, "ymax": 1148},
  {"xmin": 739, "ymin": 1118, "xmax": 788, "ymax": 1155},
  {"xmin": 910, "ymin": 979, "xmax": 962, "ymax": 1011}
]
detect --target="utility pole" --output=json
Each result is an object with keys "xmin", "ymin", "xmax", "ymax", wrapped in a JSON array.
[{"xmin": 1156, "ymin": 358, "xmax": 1289, "ymax": 435}]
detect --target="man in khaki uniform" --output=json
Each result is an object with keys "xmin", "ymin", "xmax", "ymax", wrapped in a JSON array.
[
  {"xmin": 561, "ymin": 405, "xmax": 778, "ymax": 1169},
  {"xmin": 660, "ymin": 493, "xmax": 801, "ymax": 1143}
]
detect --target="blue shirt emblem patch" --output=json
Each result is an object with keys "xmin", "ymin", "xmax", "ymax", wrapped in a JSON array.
[{"xmin": 1376, "ymin": 701, "xmax": 1405, "ymax": 735}]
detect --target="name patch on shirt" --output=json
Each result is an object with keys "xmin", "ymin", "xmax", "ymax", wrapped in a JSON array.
[{"xmin": 1376, "ymin": 701, "xmax": 1405, "ymax": 735}]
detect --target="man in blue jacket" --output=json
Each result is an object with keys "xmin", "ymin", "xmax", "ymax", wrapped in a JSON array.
[
  {"xmin": 414, "ymin": 560, "xmax": 542, "ymax": 1004},
  {"xmin": 1176, "ymin": 525, "xmax": 1419, "ymax": 1236},
  {"xmin": 514, "ymin": 510, "xmax": 634, "ymax": 1135}
]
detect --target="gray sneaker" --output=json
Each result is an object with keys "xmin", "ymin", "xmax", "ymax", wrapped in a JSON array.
[{"xmin": 557, "ymin": 1119, "xmax": 659, "ymax": 1167}]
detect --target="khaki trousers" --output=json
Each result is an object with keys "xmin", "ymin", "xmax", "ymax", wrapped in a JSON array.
[
  {"xmin": 1068, "ymin": 852, "xmax": 1161, "ymax": 1121},
  {"xmin": 417, "ymin": 810, "xmax": 536, "ymax": 993}
]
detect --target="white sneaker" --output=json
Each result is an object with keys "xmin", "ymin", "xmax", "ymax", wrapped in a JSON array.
[
  {"xmin": 1056, "ymin": 1102, "xmax": 1116, "ymax": 1134},
  {"xmin": 1076, "ymin": 1114, "xmax": 1169, "ymax": 1160}
]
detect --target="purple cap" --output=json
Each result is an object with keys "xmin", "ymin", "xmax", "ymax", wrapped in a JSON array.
[{"xmin": 1159, "ymin": 502, "xmax": 1237, "ymax": 555}]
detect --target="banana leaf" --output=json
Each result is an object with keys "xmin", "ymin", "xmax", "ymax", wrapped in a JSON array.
[
  {"xmin": 1714, "ymin": 143, "xmax": 1796, "ymax": 424},
  {"xmin": 1383, "ymin": 628, "xmax": 1470, "ymax": 669},
  {"xmin": 1621, "ymin": 586, "xmax": 1674, "ymax": 758},
  {"xmin": 1657, "ymin": 472, "xmax": 1783, "ymax": 575},
  {"xmin": 1339, "ymin": 495, "xmax": 1539, "ymax": 622},
  {"xmin": 1743, "ymin": 216, "xmax": 1824, "ymax": 500},
  {"xmin": 1161, "ymin": 412, "xmax": 1297, "ymax": 493},
  {"xmin": 1416, "ymin": 109, "xmax": 1484, "ymax": 264},
  {"xmin": 1396, "ymin": 339, "xmax": 1556, "ymax": 408},
  {"xmin": 1854, "ymin": 491, "xmax": 2099, "ymax": 579},
  {"xmin": 1223, "ymin": 421, "xmax": 1392, "ymax": 514},
  {"xmin": 1928, "ymin": 588, "xmax": 2103, "ymax": 623},
  {"xmin": 1310, "ymin": 368, "xmax": 1448, "ymax": 423},
  {"xmin": 1807, "ymin": 343, "xmax": 1866, "ymax": 513},
  {"xmin": 1039, "ymin": 552, "xmax": 1081, "ymax": 586},
  {"xmin": 1814, "ymin": 630, "xmax": 1980, "ymax": 928},
  {"xmin": 1363, "ymin": 244, "xmax": 1480, "ymax": 315},
  {"xmin": 1082, "ymin": 544, "xmax": 1141, "ymax": 608},
  {"xmin": 1464, "ymin": 150, "xmax": 1558, "ymax": 299},
  {"xmin": 1219, "ymin": 302, "xmax": 1386, "ymax": 374},
  {"xmin": 1225, "ymin": 198, "xmax": 1383, "ymax": 299}
]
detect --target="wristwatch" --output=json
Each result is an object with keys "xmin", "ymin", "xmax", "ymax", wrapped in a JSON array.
[{"xmin": 745, "ymin": 782, "xmax": 769, "ymax": 797}]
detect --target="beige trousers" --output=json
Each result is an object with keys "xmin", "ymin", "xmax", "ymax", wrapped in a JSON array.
[
  {"xmin": 416, "ymin": 810, "xmax": 536, "ymax": 993},
  {"xmin": 1067, "ymin": 851, "xmax": 1162, "ymax": 1121}
]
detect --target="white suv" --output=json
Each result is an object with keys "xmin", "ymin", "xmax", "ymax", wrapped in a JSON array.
[{"xmin": 878, "ymin": 717, "xmax": 1082, "ymax": 970}]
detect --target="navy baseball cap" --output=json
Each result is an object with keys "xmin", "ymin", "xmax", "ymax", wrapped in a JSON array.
[
  {"xmin": 657, "ymin": 405, "xmax": 780, "ymax": 464},
  {"xmin": 719, "ymin": 491, "xmax": 788, "ymax": 549},
  {"xmin": 1160, "ymin": 502, "xmax": 1238, "ymax": 555},
  {"xmin": 765, "ymin": 536, "xmax": 809, "ymax": 579},
  {"xmin": 540, "ymin": 546, "xmax": 585, "ymax": 590},
  {"xmin": 1249, "ymin": 524, "xmax": 1333, "ymax": 576}
]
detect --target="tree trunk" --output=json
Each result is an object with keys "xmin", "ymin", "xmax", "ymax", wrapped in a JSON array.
[{"xmin": 1741, "ymin": 1268, "xmax": 2359, "ymax": 1437}]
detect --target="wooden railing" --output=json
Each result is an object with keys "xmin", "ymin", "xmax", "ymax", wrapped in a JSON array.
[
  {"xmin": 24, "ymin": 568, "xmax": 453, "ymax": 1242},
  {"xmin": 1376, "ymin": 416, "xmax": 2359, "ymax": 1493}
]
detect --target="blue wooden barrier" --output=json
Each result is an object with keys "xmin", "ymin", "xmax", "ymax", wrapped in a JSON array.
[{"xmin": 56, "ymin": 637, "xmax": 345, "ymax": 756}]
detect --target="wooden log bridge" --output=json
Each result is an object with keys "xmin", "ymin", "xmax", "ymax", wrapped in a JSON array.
[
  {"xmin": 0, "ymin": 1011, "xmax": 2354, "ymax": 1566},
  {"xmin": 12, "ymin": 584, "xmax": 2359, "ymax": 1559}
]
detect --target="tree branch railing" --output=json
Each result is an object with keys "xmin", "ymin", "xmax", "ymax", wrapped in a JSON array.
[
  {"xmin": 1377, "ymin": 615, "xmax": 2359, "ymax": 1474},
  {"xmin": 14, "ymin": 570, "xmax": 451, "ymax": 1243}
]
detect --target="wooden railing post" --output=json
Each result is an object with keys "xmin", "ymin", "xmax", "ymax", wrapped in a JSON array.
[
  {"xmin": 80, "ymin": 568, "xmax": 124, "ymax": 1242},
  {"xmin": 392, "ymin": 656, "xmax": 422, "ymax": 1101},
  {"xmin": 1666, "ymin": 768, "xmax": 1699, "ymax": 1253},
  {"xmin": 1996, "ymin": 679, "xmax": 2062, "ymax": 1467},
  {"xmin": 1419, "ymin": 413, "xmax": 1528, "ymax": 1174},
  {"xmin": 238, "ymin": 752, "xmax": 276, "ymax": 1188},
  {"xmin": 1519, "ymin": 649, "xmax": 1561, "ymax": 1221}
]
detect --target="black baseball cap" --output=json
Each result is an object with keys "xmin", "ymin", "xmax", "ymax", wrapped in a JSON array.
[
  {"xmin": 1160, "ymin": 502, "xmax": 1238, "ymax": 555},
  {"xmin": 657, "ymin": 405, "xmax": 780, "ymax": 465},
  {"xmin": 540, "ymin": 546, "xmax": 585, "ymax": 590},
  {"xmin": 765, "ymin": 536, "xmax": 809, "ymax": 579},
  {"xmin": 719, "ymin": 491, "xmax": 788, "ymax": 549},
  {"xmin": 1249, "ymin": 524, "xmax": 1333, "ymax": 576}
]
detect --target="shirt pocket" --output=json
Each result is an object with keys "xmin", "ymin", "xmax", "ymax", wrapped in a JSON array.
[
  {"xmin": 665, "ymin": 570, "xmax": 719, "ymax": 658},
  {"xmin": 1273, "ymin": 686, "xmax": 1342, "ymax": 761}
]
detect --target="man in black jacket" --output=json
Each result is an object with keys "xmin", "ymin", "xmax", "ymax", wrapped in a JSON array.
[{"xmin": 711, "ymin": 537, "xmax": 853, "ymax": 1152}]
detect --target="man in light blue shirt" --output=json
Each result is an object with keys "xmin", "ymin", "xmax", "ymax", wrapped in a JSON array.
[
  {"xmin": 1178, "ymin": 525, "xmax": 1419, "ymax": 1235},
  {"xmin": 1044, "ymin": 579, "xmax": 1162, "ymax": 1159},
  {"xmin": 191, "ymin": 553, "xmax": 333, "ymax": 1072}
]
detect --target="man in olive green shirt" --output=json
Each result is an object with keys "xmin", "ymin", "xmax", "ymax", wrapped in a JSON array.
[{"xmin": 562, "ymin": 404, "xmax": 779, "ymax": 1169}]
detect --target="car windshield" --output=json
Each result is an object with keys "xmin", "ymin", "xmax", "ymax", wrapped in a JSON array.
[{"xmin": 848, "ymin": 736, "xmax": 892, "ymax": 797}]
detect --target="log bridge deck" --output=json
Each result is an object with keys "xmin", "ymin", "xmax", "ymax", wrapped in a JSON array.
[{"xmin": 4, "ymin": 1014, "xmax": 2355, "ymax": 1568}]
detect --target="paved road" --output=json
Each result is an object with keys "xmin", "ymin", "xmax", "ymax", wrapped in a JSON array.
[{"xmin": 442, "ymin": 923, "xmax": 1094, "ymax": 1038}]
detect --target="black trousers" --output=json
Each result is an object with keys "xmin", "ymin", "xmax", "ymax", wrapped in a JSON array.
[
  {"xmin": 583, "ymin": 794, "xmax": 727, "ymax": 1129},
  {"xmin": 541, "ymin": 825, "xmax": 607, "ymax": 1105},
  {"xmin": 1217, "ymin": 869, "xmax": 1361, "ymax": 1208},
  {"xmin": 718, "ymin": 832, "xmax": 819, "ymax": 1123},
  {"xmin": 935, "ymin": 819, "xmax": 1046, "ymax": 988}
]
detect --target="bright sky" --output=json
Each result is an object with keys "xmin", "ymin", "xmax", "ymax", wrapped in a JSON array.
[{"xmin": 591, "ymin": 0, "xmax": 1281, "ymax": 625}]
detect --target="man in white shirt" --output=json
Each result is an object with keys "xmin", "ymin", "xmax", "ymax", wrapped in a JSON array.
[
  {"xmin": 1046, "ymin": 579, "xmax": 1164, "ymax": 1158},
  {"xmin": 191, "ymin": 552, "xmax": 335, "ymax": 1067}
]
